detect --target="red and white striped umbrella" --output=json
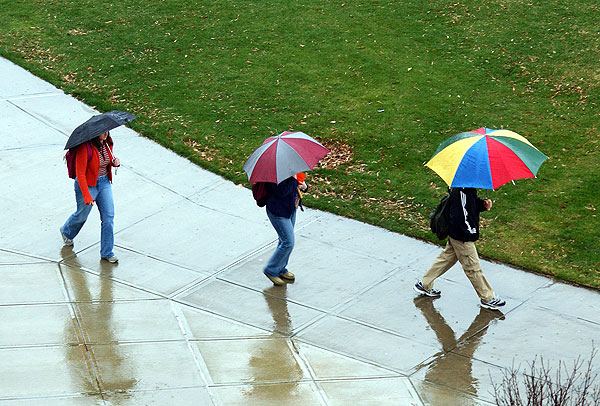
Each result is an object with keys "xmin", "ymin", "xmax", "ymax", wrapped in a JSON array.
[{"xmin": 243, "ymin": 131, "xmax": 329, "ymax": 184}]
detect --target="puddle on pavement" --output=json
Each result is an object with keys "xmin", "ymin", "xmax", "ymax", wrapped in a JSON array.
[
  {"xmin": 64, "ymin": 252, "xmax": 137, "ymax": 394},
  {"xmin": 240, "ymin": 286, "xmax": 304, "ymax": 403}
]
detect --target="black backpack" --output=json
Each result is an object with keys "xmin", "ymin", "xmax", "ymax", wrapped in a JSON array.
[{"xmin": 430, "ymin": 189, "xmax": 451, "ymax": 240}]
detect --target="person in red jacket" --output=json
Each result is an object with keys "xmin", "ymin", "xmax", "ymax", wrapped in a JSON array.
[{"xmin": 60, "ymin": 131, "xmax": 121, "ymax": 263}]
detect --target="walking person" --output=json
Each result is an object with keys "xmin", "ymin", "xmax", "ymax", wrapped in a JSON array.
[
  {"xmin": 263, "ymin": 174, "xmax": 307, "ymax": 286},
  {"xmin": 414, "ymin": 187, "xmax": 506, "ymax": 310},
  {"xmin": 60, "ymin": 131, "xmax": 120, "ymax": 263}
]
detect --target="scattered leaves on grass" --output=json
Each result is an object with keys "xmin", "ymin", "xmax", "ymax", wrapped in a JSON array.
[
  {"xmin": 318, "ymin": 139, "xmax": 353, "ymax": 170},
  {"xmin": 184, "ymin": 139, "xmax": 218, "ymax": 162}
]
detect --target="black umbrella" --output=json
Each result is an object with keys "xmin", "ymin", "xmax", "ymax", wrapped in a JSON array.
[{"xmin": 64, "ymin": 110, "xmax": 137, "ymax": 150}]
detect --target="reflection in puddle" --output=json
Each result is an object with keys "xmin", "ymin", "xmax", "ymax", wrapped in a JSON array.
[
  {"xmin": 413, "ymin": 296, "xmax": 504, "ymax": 404},
  {"xmin": 243, "ymin": 286, "xmax": 304, "ymax": 404},
  {"xmin": 62, "ymin": 251, "xmax": 136, "ymax": 399}
]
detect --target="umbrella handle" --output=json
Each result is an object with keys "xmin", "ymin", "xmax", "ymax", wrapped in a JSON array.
[{"xmin": 105, "ymin": 144, "xmax": 119, "ymax": 174}]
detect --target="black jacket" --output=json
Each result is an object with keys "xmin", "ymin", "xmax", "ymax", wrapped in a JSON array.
[
  {"xmin": 265, "ymin": 177, "xmax": 299, "ymax": 218},
  {"xmin": 447, "ymin": 188, "xmax": 487, "ymax": 242}
]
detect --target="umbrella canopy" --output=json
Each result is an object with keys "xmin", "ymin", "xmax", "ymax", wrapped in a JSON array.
[
  {"xmin": 243, "ymin": 131, "xmax": 329, "ymax": 184},
  {"xmin": 64, "ymin": 110, "xmax": 137, "ymax": 150},
  {"xmin": 426, "ymin": 127, "xmax": 548, "ymax": 190}
]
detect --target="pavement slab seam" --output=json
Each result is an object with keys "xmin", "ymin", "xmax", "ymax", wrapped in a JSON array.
[
  {"xmin": 57, "ymin": 262, "xmax": 174, "ymax": 302},
  {"xmin": 411, "ymin": 378, "xmax": 497, "ymax": 406},
  {"xmin": 59, "ymin": 241, "xmax": 206, "ymax": 273},
  {"xmin": 56, "ymin": 275, "xmax": 110, "ymax": 401},
  {"xmin": 7, "ymin": 98, "xmax": 70, "ymax": 137},
  {"xmin": 173, "ymin": 296, "xmax": 285, "ymax": 335},
  {"xmin": 170, "ymin": 239, "xmax": 287, "ymax": 299},
  {"xmin": 0, "ymin": 92, "xmax": 65, "ymax": 103},
  {"xmin": 176, "ymin": 301, "xmax": 278, "ymax": 339},
  {"xmin": 0, "ymin": 342, "xmax": 87, "ymax": 351},
  {"xmin": 177, "ymin": 278, "xmax": 332, "ymax": 337},
  {"xmin": 213, "ymin": 241, "xmax": 410, "ymax": 313},
  {"xmin": 124, "ymin": 165, "xmax": 226, "ymax": 201},
  {"xmin": 0, "ymin": 394, "xmax": 106, "ymax": 404},
  {"xmin": 410, "ymin": 358, "xmax": 506, "ymax": 405},
  {"xmin": 293, "ymin": 336, "xmax": 415, "ymax": 377},
  {"xmin": 181, "ymin": 297, "xmax": 325, "ymax": 338},
  {"xmin": 64, "ymin": 243, "xmax": 210, "ymax": 277},
  {"xmin": 0, "ymin": 247, "xmax": 57, "ymax": 264},
  {"xmin": 0, "ymin": 142, "xmax": 64, "ymax": 153},
  {"xmin": 305, "ymin": 310, "xmax": 446, "ymax": 356},
  {"xmin": 292, "ymin": 340, "xmax": 405, "ymax": 381},
  {"xmin": 296, "ymin": 227, "xmax": 429, "ymax": 268},
  {"xmin": 171, "ymin": 299, "xmax": 226, "ymax": 405}
]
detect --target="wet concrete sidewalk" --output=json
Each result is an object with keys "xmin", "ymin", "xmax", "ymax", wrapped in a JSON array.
[{"xmin": 1, "ymin": 56, "xmax": 599, "ymax": 405}]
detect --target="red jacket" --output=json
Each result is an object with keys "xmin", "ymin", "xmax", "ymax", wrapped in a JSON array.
[{"xmin": 75, "ymin": 142, "xmax": 115, "ymax": 204}]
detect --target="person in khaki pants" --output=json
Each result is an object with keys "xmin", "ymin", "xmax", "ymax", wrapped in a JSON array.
[{"xmin": 414, "ymin": 188, "xmax": 506, "ymax": 310}]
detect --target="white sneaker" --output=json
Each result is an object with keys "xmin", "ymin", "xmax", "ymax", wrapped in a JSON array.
[
  {"xmin": 480, "ymin": 297, "xmax": 506, "ymax": 310},
  {"xmin": 413, "ymin": 280, "xmax": 441, "ymax": 297},
  {"xmin": 102, "ymin": 256, "xmax": 119, "ymax": 263},
  {"xmin": 60, "ymin": 228, "xmax": 73, "ymax": 246}
]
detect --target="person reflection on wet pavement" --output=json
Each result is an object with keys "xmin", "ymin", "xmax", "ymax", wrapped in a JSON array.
[
  {"xmin": 60, "ymin": 246, "xmax": 136, "ymax": 400},
  {"xmin": 243, "ymin": 285, "xmax": 303, "ymax": 404},
  {"xmin": 413, "ymin": 296, "xmax": 504, "ymax": 402}
]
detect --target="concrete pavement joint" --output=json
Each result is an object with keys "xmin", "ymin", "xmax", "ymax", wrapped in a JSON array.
[
  {"xmin": 293, "ymin": 335, "xmax": 411, "ymax": 376},
  {"xmin": 0, "ymin": 247, "xmax": 56, "ymax": 263},
  {"xmin": 170, "ymin": 238, "xmax": 282, "ymax": 299},
  {"xmin": 57, "ymin": 261, "xmax": 173, "ymax": 301},
  {"xmin": 0, "ymin": 92, "xmax": 64, "ymax": 102},
  {"xmin": 55, "ymin": 272, "xmax": 107, "ymax": 401},
  {"xmin": 8, "ymin": 98, "xmax": 70, "ymax": 136},
  {"xmin": 171, "ymin": 300, "xmax": 219, "ymax": 398}
]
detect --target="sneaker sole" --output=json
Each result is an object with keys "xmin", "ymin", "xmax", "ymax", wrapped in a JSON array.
[{"xmin": 413, "ymin": 285, "xmax": 440, "ymax": 297}]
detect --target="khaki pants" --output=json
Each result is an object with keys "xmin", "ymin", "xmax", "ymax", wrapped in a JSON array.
[{"xmin": 422, "ymin": 237, "xmax": 495, "ymax": 301}]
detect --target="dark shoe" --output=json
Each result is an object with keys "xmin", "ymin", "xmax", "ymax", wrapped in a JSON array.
[
  {"xmin": 413, "ymin": 280, "xmax": 441, "ymax": 297},
  {"xmin": 102, "ymin": 256, "xmax": 119, "ymax": 264},
  {"xmin": 264, "ymin": 272, "xmax": 285, "ymax": 286},
  {"xmin": 279, "ymin": 271, "xmax": 295, "ymax": 281},
  {"xmin": 480, "ymin": 297, "xmax": 506, "ymax": 310},
  {"xmin": 60, "ymin": 228, "xmax": 73, "ymax": 246}
]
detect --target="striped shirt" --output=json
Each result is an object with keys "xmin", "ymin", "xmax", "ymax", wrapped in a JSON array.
[{"xmin": 97, "ymin": 143, "xmax": 111, "ymax": 177}]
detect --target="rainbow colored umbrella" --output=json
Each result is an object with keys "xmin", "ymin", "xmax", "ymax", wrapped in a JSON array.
[{"xmin": 426, "ymin": 127, "xmax": 548, "ymax": 190}]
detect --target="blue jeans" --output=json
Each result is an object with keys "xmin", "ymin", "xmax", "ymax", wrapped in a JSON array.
[
  {"xmin": 264, "ymin": 209, "xmax": 296, "ymax": 277},
  {"xmin": 61, "ymin": 175, "xmax": 115, "ymax": 258}
]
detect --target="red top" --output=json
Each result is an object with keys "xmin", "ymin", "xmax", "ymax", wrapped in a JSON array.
[{"xmin": 75, "ymin": 142, "xmax": 115, "ymax": 204}]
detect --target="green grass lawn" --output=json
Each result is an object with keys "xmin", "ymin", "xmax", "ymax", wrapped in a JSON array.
[{"xmin": 1, "ymin": 0, "xmax": 598, "ymax": 287}]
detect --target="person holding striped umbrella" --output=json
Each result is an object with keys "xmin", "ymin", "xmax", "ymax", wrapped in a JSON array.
[{"xmin": 244, "ymin": 131, "xmax": 329, "ymax": 286}]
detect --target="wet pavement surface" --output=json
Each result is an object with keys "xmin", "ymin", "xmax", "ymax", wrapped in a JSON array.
[{"xmin": 1, "ymin": 56, "xmax": 599, "ymax": 405}]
